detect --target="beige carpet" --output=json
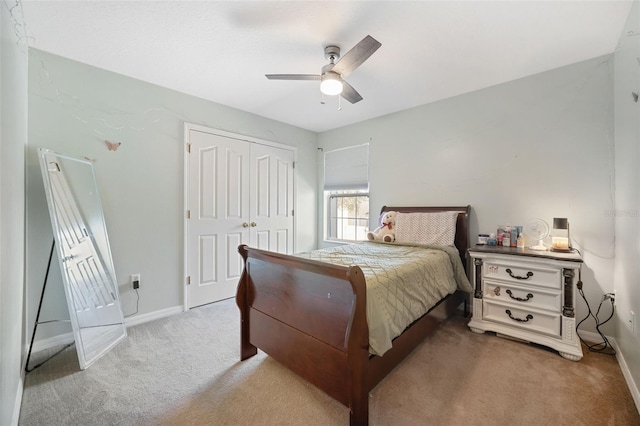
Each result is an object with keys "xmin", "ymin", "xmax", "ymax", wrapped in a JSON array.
[{"xmin": 20, "ymin": 298, "xmax": 639, "ymax": 425}]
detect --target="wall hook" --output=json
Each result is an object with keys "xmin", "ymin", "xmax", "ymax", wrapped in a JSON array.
[{"xmin": 632, "ymin": 92, "xmax": 639, "ymax": 103}]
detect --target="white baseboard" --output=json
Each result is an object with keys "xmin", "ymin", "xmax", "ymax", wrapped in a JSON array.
[
  {"xmin": 578, "ymin": 329, "xmax": 610, "ymax": 346},
  {"xmin": 579, "ymin": 329, "xmax": 640, "ymax": 415},
  {"xmin": 30, "ymin": 305, "xmax": 184, "ymax": 353},
  {"xmin": 124, "ymin": 305, "xmax": 183, "ymax": 328},
  {"xmin": 30, "ymin": 332, "xmax": 74, "ymax": 353},
  {"xmin": 612, "ymin": 338, "xmax": 640, "ymax": 416},
  {"xmin": 11, "ymin": 376, "xmax": 24, "ymax": 426}
]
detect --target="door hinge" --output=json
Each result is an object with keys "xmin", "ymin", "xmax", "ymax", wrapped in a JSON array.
[
  {"xmin": 186, "ymin": 276, "xmax": 191, "ymax": 285},
  {"xmin": 186, "ymin": 210, "xmax": 191, "ymax": 219},
  {"xmin": 186, "ymin": 143, "xmax": 191, "ymax": 153},
  {"xmin": 292, "ymin": 209, "xmax": 294, "ymax": 216},
  {"xmin": 292, "ymin": 161, "xmax": 296, "ymax": 169}
]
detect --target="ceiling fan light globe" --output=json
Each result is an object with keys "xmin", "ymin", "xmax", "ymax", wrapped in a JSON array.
[{"xmin": 320, "ymin": 73, "xmax": 343, "ymax": 96}]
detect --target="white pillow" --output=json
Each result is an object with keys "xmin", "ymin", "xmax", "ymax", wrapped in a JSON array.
[{"xmin": 395, "ymin": 211, "xmax": 458, "ymax": 246}]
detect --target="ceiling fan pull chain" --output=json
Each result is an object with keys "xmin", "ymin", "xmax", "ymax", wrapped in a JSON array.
[
  {"xmin": 320, "ymin": 91, "xmax": 325, "ymax": 105},
  {"xmin": 338, "ymin": 94, "xmax": 342, "ymax": 111}
]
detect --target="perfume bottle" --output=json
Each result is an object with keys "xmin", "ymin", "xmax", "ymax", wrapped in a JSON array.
[{"xmin": 517, "ymin": 232, "xmax": 525, "ymax": 249}]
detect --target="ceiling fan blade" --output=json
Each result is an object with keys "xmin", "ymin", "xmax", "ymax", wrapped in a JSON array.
[
  {"xmin": 265, "ymin": 74, "xmax": 321, "ymax": 80},
  {"xmin": 340, "ymin": 80, "xmax": 363, "ymax": 104},
  {"xmin": 332, "ymin": 35, "xmax": 381, "ymax": 78}
]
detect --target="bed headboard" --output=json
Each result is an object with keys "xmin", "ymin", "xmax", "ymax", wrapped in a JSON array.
[{"xmin": 380, "ymin": 205, "xmax": 471, "ymax": 268}]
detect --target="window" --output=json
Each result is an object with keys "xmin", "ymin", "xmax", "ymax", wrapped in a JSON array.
[
  {"xmin": 327, "ymin": 190, "xmax": 369, "ymax": 241},
  {"xmin": 324, "ymin": 144, "xmax": 369, "ymax": 242}
]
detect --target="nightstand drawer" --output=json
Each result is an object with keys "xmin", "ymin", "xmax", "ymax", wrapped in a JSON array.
[
  {"xmin": 484, "ymin": 279, "xmax": 561, "ymax": 312},
  {"xmin": 483, "ymin": 300, "xmax": 561, "ymax": 338},
  {"xmin": 468, "ymin": 246, "xmax": 583, "ymax": 360},
  {"xmin": 483, "ymin": 259, "xmax": 561, "ymax": 290}
]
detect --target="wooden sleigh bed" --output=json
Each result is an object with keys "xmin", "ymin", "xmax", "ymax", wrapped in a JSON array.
[{"xmin": 236, "ymin": 205, "xmax": 471, "ymax": 425}]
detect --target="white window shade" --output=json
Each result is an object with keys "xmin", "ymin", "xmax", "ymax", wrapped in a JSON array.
[{"xmin": 323, "ymin": 144, "xmax": 369, "ymax": 191}]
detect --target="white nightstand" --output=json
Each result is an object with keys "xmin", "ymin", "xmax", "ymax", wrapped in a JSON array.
[{"xmin": 467, "ymin": 245, "xmax": 584, "ymax": 361}]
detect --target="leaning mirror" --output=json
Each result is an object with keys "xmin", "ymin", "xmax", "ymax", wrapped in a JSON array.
[{"xmin": 38, "ymin": 148, "xmax": 126, "ymax": 370}]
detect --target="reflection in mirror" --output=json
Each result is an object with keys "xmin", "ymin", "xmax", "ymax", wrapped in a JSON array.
[{"xmin": 38, "ymin": 148, "xmax": 126, "ymax": 370}]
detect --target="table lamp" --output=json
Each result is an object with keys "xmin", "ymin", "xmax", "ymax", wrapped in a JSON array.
[{"xmin": 551, "ymin": 217, "xmax": 572, "ymax": 252}]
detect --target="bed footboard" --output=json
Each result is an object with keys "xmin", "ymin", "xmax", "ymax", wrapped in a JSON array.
[
  {"xmin": 237, "ymin": 245, "xmax": 370, "ymax": 418},
  {"xmin": 237, "ymin": 206, "xmax": 470, "ymax": 426}
]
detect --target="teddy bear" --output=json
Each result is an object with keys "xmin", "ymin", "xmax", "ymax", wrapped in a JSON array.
[{"xmin": 367, "ymin": 210, "xmax": 397, "ymax": 242}]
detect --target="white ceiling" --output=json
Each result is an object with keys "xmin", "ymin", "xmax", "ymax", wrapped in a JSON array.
[{"xmin": 21, "ymin": 1, "xmax": 633, "ymax": 133}]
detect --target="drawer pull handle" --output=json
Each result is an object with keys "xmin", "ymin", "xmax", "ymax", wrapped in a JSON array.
[
  {"xmin": 505, "ymin": 268, "xmax": 533, "ymax": 280},
  {"xmin": 505, "ymin": 309, "xmax": 534, "ymax": 323},
  {"xmin": 506, "ymin": 289, "xmax": 534, "ymax": 302}
]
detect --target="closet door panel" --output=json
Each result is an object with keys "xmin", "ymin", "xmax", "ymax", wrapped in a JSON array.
[
  {"xmin": 187, "ymin": 129, "xmax": 249, "ymax": 308},
  {"xmin": 250, "ymin": 144, "xmax": 294, "ymax": 254}
]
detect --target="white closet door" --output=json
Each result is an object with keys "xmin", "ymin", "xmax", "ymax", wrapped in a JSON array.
[
  {"xmin": 250, "ymin": 143, "xmax": 294, "ymax": 254},
  {"xmin": 186, "ymin": 129, "xmax": 250, "ymax": 308},
  {"xmin": 186, "ymin": 127, "xmax": 295, "ymax": 308}
]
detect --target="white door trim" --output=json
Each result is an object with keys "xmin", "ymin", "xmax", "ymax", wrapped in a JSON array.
[
  {"xmin": 185, "ymin": 122, "xmax": 296, "ymax": 153},
  {"xmin": 183, "ymin": 122, "xmax": 297, "ymax": 311}
]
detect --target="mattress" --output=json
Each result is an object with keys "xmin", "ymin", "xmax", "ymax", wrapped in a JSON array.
[{"xmin": 295, "ymin": 241, "xmax": 472, "ymax": 356}]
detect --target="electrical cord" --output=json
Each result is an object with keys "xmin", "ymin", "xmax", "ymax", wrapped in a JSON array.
[
  {"xmin": 576, "ymin": 272, "xmax": 616, "ymax": 355},
  {"xmin": 125, "ymin": 288, "xmax": 140, "ymax": 318}
]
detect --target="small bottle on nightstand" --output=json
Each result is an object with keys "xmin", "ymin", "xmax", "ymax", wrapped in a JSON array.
[{"xmin": 517, "ymin": 232, "xmax": 525, "ymax": 248}]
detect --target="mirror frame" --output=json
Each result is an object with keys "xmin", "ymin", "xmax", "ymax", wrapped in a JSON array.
[{"xmin": 38, "ymin": 148, "xmax": 126, "ymax": 369}]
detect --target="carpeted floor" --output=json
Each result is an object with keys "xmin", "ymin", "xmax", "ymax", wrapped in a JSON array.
[{"xmin": 19, "ymin": 298, "xmax": 639, "ymax": 425}]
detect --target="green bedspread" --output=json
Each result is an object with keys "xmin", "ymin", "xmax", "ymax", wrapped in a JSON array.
[{"xmin": 295, "ymin": 241, "xmax": 472, "ymax": 356}]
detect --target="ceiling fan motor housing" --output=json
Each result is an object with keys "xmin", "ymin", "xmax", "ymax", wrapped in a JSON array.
[
  {"xmin": 321, "ymin": 63, "xmax": 336, "ymax": 74},
  {"xmin": 324, "ymin": 45, "xmax": 341, "ymax": 62}
]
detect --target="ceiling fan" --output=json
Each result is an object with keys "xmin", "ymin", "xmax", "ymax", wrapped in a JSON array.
[{"xmin": 266, "ymin": 35, "xmax": 382, "ymax": 104}]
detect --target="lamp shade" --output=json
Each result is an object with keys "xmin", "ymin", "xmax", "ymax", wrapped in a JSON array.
[
  {"xmin": 551, "ymin": 217, "xmax": 571, "ymax": 251},
  {"xmin": 553, "ymin": 218, "xmax": 569, "ymax": 230},
  {"xmin": 320, "ymin": 72, "xmax": 343, "ymax": 96}
]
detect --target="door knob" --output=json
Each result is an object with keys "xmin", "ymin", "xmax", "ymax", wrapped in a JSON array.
[
  {"xmin": 250, "ymin": 222, "xmax": 257, "ymax": 227},
  {"xmin": 242, "ymin": 222, "xmax": 249, "ymax": 228}
]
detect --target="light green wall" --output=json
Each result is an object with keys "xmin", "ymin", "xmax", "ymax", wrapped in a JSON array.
[
  {"xmin": 17, "ymin": 2, "xmax": 640, "ymax": 415},
  {"xmin": 319, "ymin": 55, "xmax": 616, "ymax": 337},
  {"xmin": 614, "ymin": 0, "xmax": 640, "ymax": 408},
  {"xmin": 26, "ymin": 49, "xmax": 318, "ymax": 340},
  {"xmin": 1, "ymin": 3, "xmax": 28, "ymax": 425}
]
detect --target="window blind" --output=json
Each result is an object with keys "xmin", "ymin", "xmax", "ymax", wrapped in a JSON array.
[{"xmin": 323, "ymin": 144, "xmax": 369, "ymax": 191}]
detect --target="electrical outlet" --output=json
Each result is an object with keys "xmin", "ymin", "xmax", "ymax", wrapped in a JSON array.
[
  {"xmin": 131, "ymin": 273, "xmax": 140, "ymax": 290},
  {"xmin": 603, "ymin": 292, "xmax": 615, "ymax": 304}
]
